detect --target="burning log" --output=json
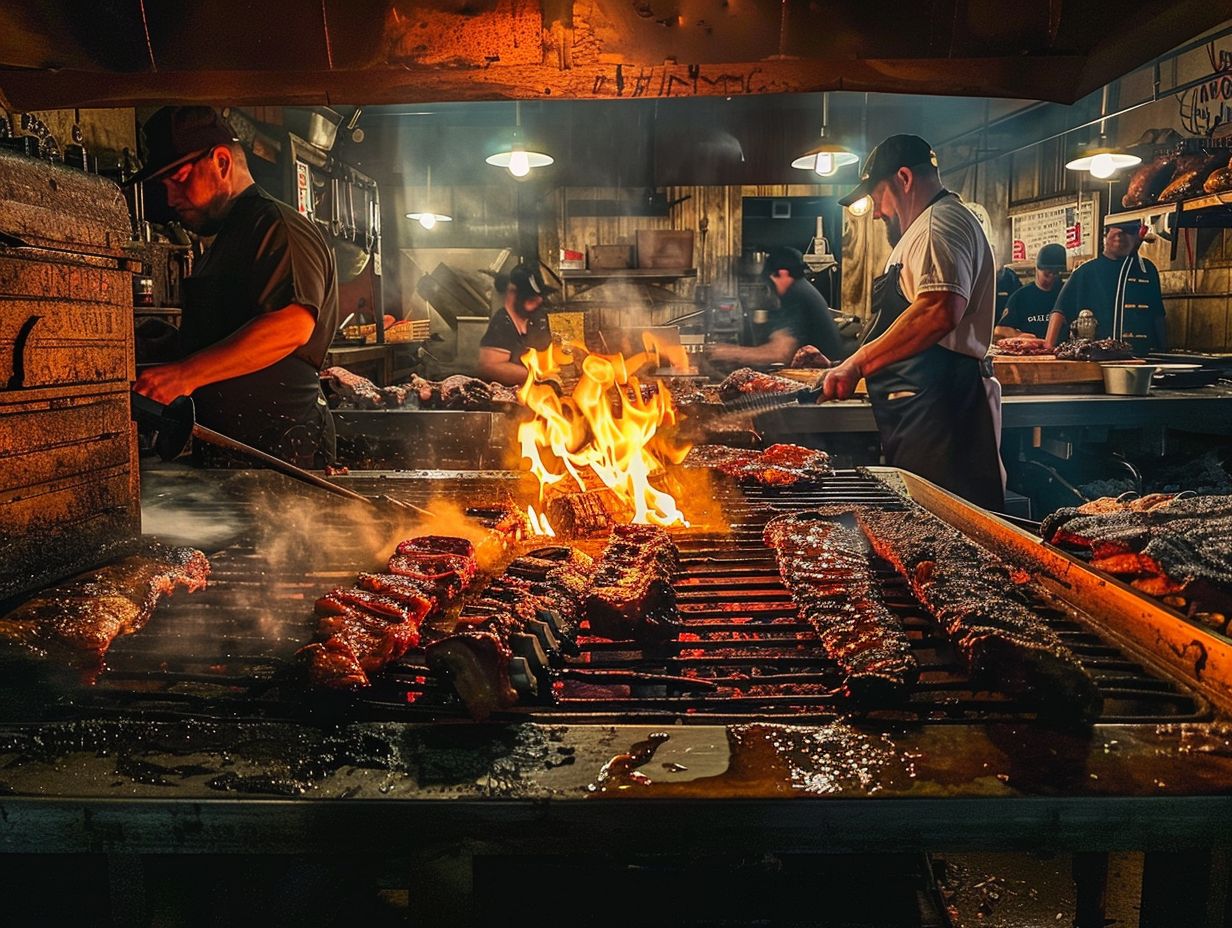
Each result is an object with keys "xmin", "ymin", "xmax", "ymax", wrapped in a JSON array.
[{"xmin": 544, "ymin": 487, "xmax": 632, "ymax": 537}]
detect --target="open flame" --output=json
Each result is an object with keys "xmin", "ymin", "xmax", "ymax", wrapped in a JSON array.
[
  {"xmin": 526, "ymin": 504, "xmax": 556, "ymax": 537},
  {"xmin": 517, "ymin": 343, "xmax": 690, "ymax": 527}
]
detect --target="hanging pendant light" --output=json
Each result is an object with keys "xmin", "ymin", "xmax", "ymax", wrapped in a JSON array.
[
  {"xmin": 1066, "ymin": 85, "xmax": 1140, "ymax": 179},
  {"xmin": 405, "ymin": 164, "xmax": 452, "ymax": 230},
  {"xmin": 792, "ymin": 93, "xmax": 859, "ymax": 177},
  {"xmin": 486, "ymin": 101, "xmax": 554, "ymax": 178}
]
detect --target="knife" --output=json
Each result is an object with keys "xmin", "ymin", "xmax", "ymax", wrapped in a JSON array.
[{"xmin": 130, "ymin": 392, "xmax": 432, "ymax": 516}]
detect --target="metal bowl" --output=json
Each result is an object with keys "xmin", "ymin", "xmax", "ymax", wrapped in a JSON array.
[{"xmin": 1101, "ymin": 363, "xmax": 1157, "ymax": 395}]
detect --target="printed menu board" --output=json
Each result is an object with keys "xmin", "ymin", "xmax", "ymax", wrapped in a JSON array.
[{"xmin": 1010, "ymin": 194, "xmax": 1099, "ymax": 267}]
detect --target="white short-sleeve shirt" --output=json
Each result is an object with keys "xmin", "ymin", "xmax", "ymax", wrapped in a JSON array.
[{"xmin": 885, "ymin": 193, "xmax": 996, "ymax": 359}]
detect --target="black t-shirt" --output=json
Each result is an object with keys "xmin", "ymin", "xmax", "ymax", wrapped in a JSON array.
[
  {"xmin": 999, "ymin": 283, "xmax": 1059, "ymax": 338},
  {"xmin": 995, "ymin": 266, "xmax": 1023, "ymax": 316},
  {"xmin": 1053, "ymin": 254, "xmax": 1166, "ymax": 356},
  {"xmin": 772, "ymin": 277, "xmax": 844, "ymax": 360},
  {"xmin": 179, "ymin": 185, "xmax": 339, "ymax": 462},
  {"xmin": 479, "ymin": 307, "xmax": 552, "ymax": 363}
]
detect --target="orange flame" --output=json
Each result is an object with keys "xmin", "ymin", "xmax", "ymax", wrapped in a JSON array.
[
  {"xmin": 526, "ymin": 504, "xmax": 556, "ymax": 537},
  {"xmin": 517, "ymin": 343, "xmax": 690, "ymax": 527}
]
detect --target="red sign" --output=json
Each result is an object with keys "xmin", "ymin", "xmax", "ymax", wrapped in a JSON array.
[
  {"xmin": 1011, "ymin": 239, "xmax": 1027, "ymax": 263},
  {"xmin": 1065, "ymin": 222, "xmax": 1082, "ymax": 249}
]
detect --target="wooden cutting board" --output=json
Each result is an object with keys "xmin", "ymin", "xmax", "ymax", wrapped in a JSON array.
[
  {"xmin": 992, "ymin": 356, "xmax": 1105, "ymax": 387},
  {"xmin": 775, "ymin": 368, "xmax": 868, "ymax": 396}
]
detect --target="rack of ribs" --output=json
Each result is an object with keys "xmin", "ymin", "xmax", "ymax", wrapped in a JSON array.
[
  {"xmin": 0, "ymin": 545, "xmax": 209, "ymax": 675},
  {"xmin": 583, "ymin": 525, "xmax": 680, "ymax": 641},
  {"xmin": 717, "ymin": 367, "xmax": 803, "ymax": 402},
  {"xmin": 302, "ymin": 536, "xmax": 475, "ymax": 688},
  {"xmin": 685, "ymin": 443, "xmax": 833, "ymax": 488},
  {"xmin": 427, "ymin": 546, "xmax": 597, "ymax": 719},
  {"xmin": 321, "ymin": 366, "xmax": 385, "ymax": 408},
  {"xmin": 853, "ymin": 508, "xmax": 1102, "ymax": 722},
  {"xmin": 764, "ymin": 512, "xmax": 918, "ymax": 702},
  {"xmin": 1041, "ymin": 495, "xmax": 1232, "ymax": 623}
]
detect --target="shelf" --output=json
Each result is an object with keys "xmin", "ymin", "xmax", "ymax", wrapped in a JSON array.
[
  {"xmin": 560, "ymin": 267, "xmax": 698, "ymax": 281},
  {"xmin": 1105, "ymin": 191, "xmax": 1232, "ymax": 228}
]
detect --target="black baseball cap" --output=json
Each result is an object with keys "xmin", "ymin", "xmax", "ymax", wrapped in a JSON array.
[
  {"xmin": 1036, "ymin": 243, "xmax": 1067, "ymax": 271},
  {"xmin": 839, "ymin": 134, "xmax": 939, "ymax": 207},
  {"xmin": 507, "ymin": 264, "xmax": 558, "ymax": 302},
  {"xmin": 128, "ymin": 106, "xmax": 239, "ymax": 185},
  {"xmin": 761, "ymin": 246, "xmax": 806, "ymax": 279}
]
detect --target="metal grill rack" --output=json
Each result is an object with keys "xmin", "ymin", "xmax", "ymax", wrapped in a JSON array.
[{"xmin": 19, "ymin": 468, "xmax": 1204, "ymax": 728}]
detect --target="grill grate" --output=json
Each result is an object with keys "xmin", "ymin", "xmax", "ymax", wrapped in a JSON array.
[{"xmin": 25, "ymin": 470, "xmax": 1209, "ymax": 726}]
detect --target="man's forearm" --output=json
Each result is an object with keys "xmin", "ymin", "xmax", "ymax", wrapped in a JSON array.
[
  {"xmin": 1044, "ymin": 312, "xmax": 1067, "ymax": 348},
  {"xmin": 480, "ymin": 360, "xmax": 529, "ymax": 386},
  {"xmin": 179, "ymin": 305, "xmax": 316, "ymax": 389},
  {"xmin": 849, "ymin": 298, "xmax": 957, "ymax": 378},
  {"xmin": 993, "ymin": 325, "xmax": 1022, "ymax": 340}
]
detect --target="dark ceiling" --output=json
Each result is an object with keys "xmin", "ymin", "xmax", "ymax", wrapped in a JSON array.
[{"xmin": 0, "ymin": 0, "xmax": 1226, "ymax": 109}]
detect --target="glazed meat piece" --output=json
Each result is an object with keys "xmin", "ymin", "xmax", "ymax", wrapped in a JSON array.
[
  {"xmin": 765, "ymin": 513, "xmax": 918, "ymax": 702},
  {"xmin": 355, "ymin": 572, "xmax": 438, "ymax": 611},
  {"xmin": 717, "ymin": 367, "xmax": 803, "ymax": 402},
  {"xmin": 322, "ymin": 366, "xmax": 384, "ymax": 408},
  {"xmin": 1158, "ymin": 153, "xmax": 1226, "ymax": 202},
  {"xmin": 0, "ymin": 546, "xmax": 209, "ymax": 671},
  {"xmin": 853, "ymin": 507, "xmax": 1102, "ymax": 721},
  {"xmin": 1122, "ymin": 154, "xmax": 1177, "ymax": 208},
  {"xmin": 386, "ymin": 536, "xmax": 479, "ymax": 597},
  {"xmin": 440, "ymin": 375, "xmax": 495, "ymax": 410},
  {"xmin": 395, "ymin": 536, "xmax": 476, "ymax": 560},
  {"xmin": 379, "ymin": 384, "xmax": 410, "ymax": 407},
  {"xmin": 790, "ymin": 345, "xmax": 831, "ymax": 369},
  {"xmin": 584, "ymin": 525, "xmax": 680, "ymax": 641},
  {"xmin": 425, "ymin": 631, "xmax": 518, "ymax": 721},
  {"xmin": 1205, "ymin": 161, "xmax": 1232, "ymax": 194}
]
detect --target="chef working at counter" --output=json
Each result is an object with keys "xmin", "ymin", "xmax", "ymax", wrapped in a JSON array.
[
  {"xmin": 994, "ymin": 243, "xmax": 1067, "ymax": 340},
  {"xmin": 477, "ymin": 264, "xmax": 557, "ymax": 385},
  {"xmin": 131, "ymin": 106, "xmax": 339, "ymax": 467},
  {"xmin": 1044, "ymin": 220, "xmax": 1166, "ymax": 355},
  {"xmin": 822, "ymin": 135, "xmax": 1005, "ymax": 511},
  {"xmin": 707, "ymin": 247, "xmax": 845, "ymax": 367}
]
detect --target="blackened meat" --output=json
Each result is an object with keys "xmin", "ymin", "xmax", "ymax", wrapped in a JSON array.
[
  {"xmin": 764, "ymin": 513, "xmax": 917, "ymax": 702},
  {"xmin": 717, "ymin": 367, "xmax": 802, "ymax": 402},
  {"xmin": 853, "ymin": 507, "xmax": 1102, "ymax": 721},
  {"xmin": 440, "ymin": 375, "xmax": 495, "ymax": 410},
  {"xmin": 1054, "ymin": 338, "xmax": 1134, "ymax": 361},
  {"xmin": 583, "ymin": 525, "xmax": 680, "ymax": 641},
  {"xmin": 322, "ymin": 366, "xmax": 384, "ymax": 408},
  {"xmin": 0, "ymin": 545, "xmax": 209, "ymax": 673},
  {"xmin": 790, "ymin": 345, "xmax": 831, "ymax": 369}
]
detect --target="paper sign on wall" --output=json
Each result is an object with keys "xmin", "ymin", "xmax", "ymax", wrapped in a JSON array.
[{"xmin": 1010, "ymin": 196, "xmax": 1097, "ymax": 265}]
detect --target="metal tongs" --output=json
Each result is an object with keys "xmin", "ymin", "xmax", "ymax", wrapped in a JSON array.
[
  {"xmin": 130, "ymin": 392, "xmax": 431, "ymax": 516},
  {"xmin": 718, "ymin": 375, "xmax": 827, "ymax": 416}
]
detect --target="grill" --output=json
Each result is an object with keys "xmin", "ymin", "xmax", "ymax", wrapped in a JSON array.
[{"xmin": 19, "ymin": 469, "xmax": 1207, "ymax": 729}]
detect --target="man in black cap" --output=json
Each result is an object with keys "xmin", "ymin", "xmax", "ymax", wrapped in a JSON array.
[
  {"xmin": 1045, "ymin": 221, "xmax": 1166, "ymax": 355},
  {"xmin": 477, "ymin": 263, "xmax": 557, "ymax": 385},
  {"xmin": 131, "ymin": 106, "xmax": 338, "ymax": 467},
  {"xmin": 707, "ymin": 246, "xmax": 845, "ymax": 367},
  {"xmin": 824, "ymin": 134, "xmax": 1004, "ymax": 510},
  {"xmin": 994, "ymin": 243, "xmax": 1067, "ymax": 340}
]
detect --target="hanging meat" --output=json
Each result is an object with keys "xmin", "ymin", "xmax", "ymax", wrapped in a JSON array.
[{"xmin": 1122, "ymin": 154, "xmax": 1178, "ymax": 208}]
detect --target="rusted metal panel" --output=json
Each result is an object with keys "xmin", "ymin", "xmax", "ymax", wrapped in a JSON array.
[
  {"xmin": 0, "ymin": 391, "xmax": 131, "ymax": 492},
  {"xmin": 0, "ymin": 151, "xmax": 131, "ymax": 256},
  {"xmin": 0, "ymin": 298, "xmax": 134, "ymax": 388},
  {"xmin": 0, "ymin": 255, "xmax": 130, "ymax": 304}
]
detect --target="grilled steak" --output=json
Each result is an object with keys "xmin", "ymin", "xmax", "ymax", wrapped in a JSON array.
[
  {"xmin": 994, "ymin": 336, "xmax": 1052, "ymax": 356},
  {"xmin": 386, "ymin": 545, "xmax": 478, "ymax": 598},
  {"xmin": 853, "ymin": 508, "xmax": 1102, "ymax": 722},
  {"xmin": 0, "ymin": 546, "xmax": 209, "ymax": 672},
  {"xmin": 765, "ymin": 513, "xmax": 917, "ymax": 702},
  {"xmin": 717, "ymin": 367, "xmax": 802, "ymax": 402},
  {"xmin": 583, "ymin": 525, "xmax": 680, "ymax": 641},
  {"xmin": 1054, "ymin": 338, "xmax": 1134, "ymax": 362}
]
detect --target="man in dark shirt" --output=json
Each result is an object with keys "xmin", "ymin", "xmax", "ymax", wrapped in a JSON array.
[
  {"xmin": 708, "ymin": 247, "xmax": 845, "ymax": 367},
  {"xmin": 477, "ymin": 264, "xmax": 556, "ymax": 385},
  {"xmin": 1045, "ymin": 221, "xmax": 1166, "ymax": 356},
  {"xmin": 995, "ymin": 264, "xmax": 1023, "ymax": 318},
  {"xmin": 994, "ymin": 243, "xmax": 1066, "ymax": 339},
  {"xmin": 132, "ymin": 107, "xmax": 338, "ymax": 467}
]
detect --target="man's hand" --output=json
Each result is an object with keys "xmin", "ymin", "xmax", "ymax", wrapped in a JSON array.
[
  {"xmin": 705, "ymin": 343, "xmax": 742, "ymax": 363},
  {"xmin": 134, "ymin": 362, "xmax": 195, "ymax": 406},
  {"xmin": 821, "ymin": 357, "xmax": 862, "ymax": 401}
]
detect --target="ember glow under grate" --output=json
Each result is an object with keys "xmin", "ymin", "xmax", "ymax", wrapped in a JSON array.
[{"xmin": 20, "ymin": 470, "xmax": 1208, "ymax": 727}]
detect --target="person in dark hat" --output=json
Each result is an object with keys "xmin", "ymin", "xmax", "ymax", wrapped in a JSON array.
[
  {"xmin": 1045, "ymin": 221, "xmax": 1166, "ymax": 355},
  {"xmin": 823, "ymin": 134, "xmax": 1005, "ymax": 511},
  {"xmin": 994, "ymin": 243, "xmax": 1067, "ymax": 340},
  {"xmin": 477, "ymin": 263, "xmax": 558, "ymax": 385},
  {"xmin": 131, "ymin": 106, "xmax": 338, "ymax": 467},
  {"xmin": 707, "ymin": 246, "xmax": 845, "ymax": 367}
]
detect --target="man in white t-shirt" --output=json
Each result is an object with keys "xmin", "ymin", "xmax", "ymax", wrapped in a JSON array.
[{"xmin": 824, "ymin": 135, "xmax": 1005, "ymax": 510}]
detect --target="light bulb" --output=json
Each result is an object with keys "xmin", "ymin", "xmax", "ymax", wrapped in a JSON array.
[
  {"xmin": 1088, "ymin": 153, "xmax": 1117, "ymax": 179},
  {"xmin": 508, "ymin": 149, "xmax": 531, "ymax": 178},
  {"xmin": 813, "ymin": 151, "xmax": 836, "ymax": 177},
  {"xmin": 418, "ymin": 213, "xmax": 437, "ymax": 230},
  {"xmin": 848, "ymin": 195, "xmax": 872, "ymax": 217}
]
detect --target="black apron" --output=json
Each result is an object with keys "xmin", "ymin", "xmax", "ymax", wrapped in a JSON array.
[
  {"xmin": 181, "ymin": 275, "xmax": 336, "ymax": 470},
  {"xmin": 864, "ymin": 252, "xmax": 1005, "ymax": 512}
]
